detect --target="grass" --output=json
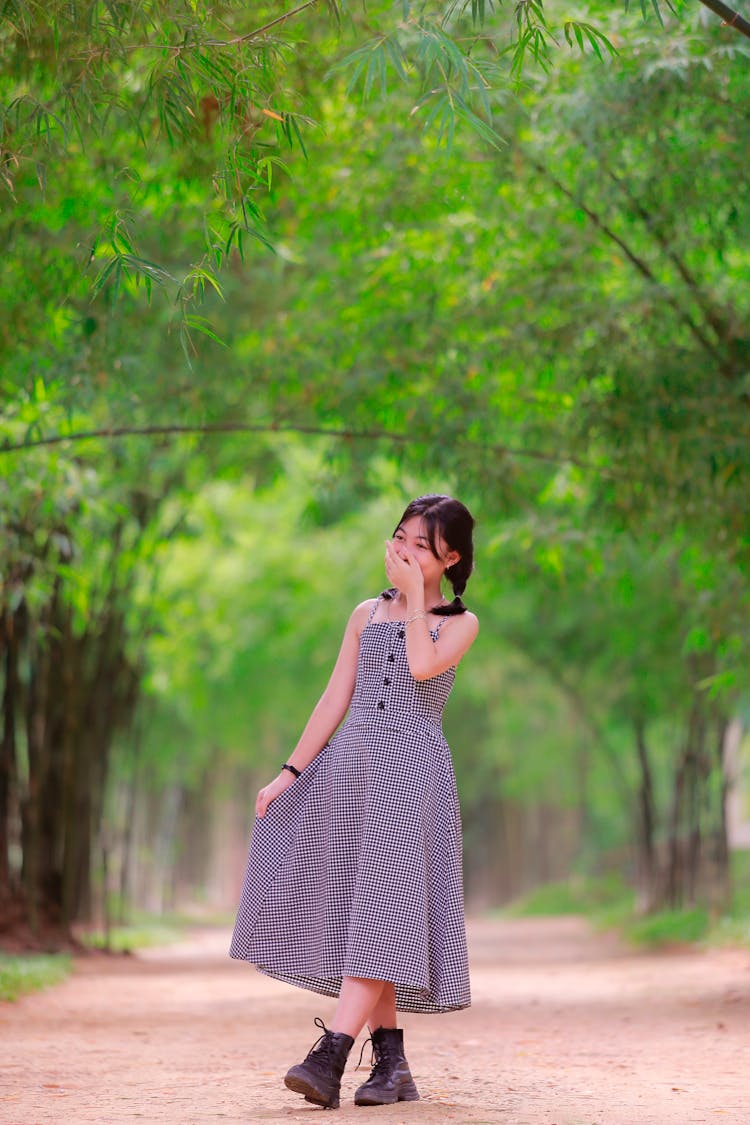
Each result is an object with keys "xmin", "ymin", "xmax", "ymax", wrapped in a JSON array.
[
  {"xmin": 624, "ymin": 907, "xmax": 710, "ymax": 946},
  {"xmin": 0, "ymin": 953, "xmax": 72, "ymax": 1001},
  {"xmin": 78, "ymin": 906, "xmax": 234, "ymax": 952},
  {"xmin": 505, "ymin": 873, "xmax": 634, "ymax": 920},
  {"xmin": 505, "ymin": 857, "xmax": 750, "ymax": 950},
  {"xmin": 80, "ymin": 920, "xmax": 185, "ymax": 952},
  {"xmin": 2, "ymin": 907, "xmax": 231, "ymax": 1001},
  {"xmin": 711, "ymin": 913, "xmax": 750, "ymax": 946}
]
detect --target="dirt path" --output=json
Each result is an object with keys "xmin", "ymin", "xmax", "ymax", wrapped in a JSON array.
[{"xmin": 2, "ymin": 916, "xmax": 749, "ymax": 1124}]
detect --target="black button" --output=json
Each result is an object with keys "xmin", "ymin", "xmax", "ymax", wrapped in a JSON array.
[
  {"xmin": 383, "ymin": 677, "xmax": 391, "ymax": 686},
  {"xmin": 387, "ymin": 653, "xmax": 395, "ymax": 662},
  {"xmin": 397, "ymin": 629, "xmax": 405, "ymax": 638},
  {"xmin": 377, "ymin": 701, "xmax": 385, "ymax": 710}
]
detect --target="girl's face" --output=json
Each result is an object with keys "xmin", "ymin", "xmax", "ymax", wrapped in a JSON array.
[{"xmin": 393, "ymin": 517, "xmax": 459, "ymax": 586}]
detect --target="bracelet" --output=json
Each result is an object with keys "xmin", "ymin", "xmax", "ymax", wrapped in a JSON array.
[
  {"xmin": 405, "ymin": 611, "xmax": 428, "ymax": 626},
  {"xmin": 282, "ymin": 762, "xmax": 301, "ymax": 778}
]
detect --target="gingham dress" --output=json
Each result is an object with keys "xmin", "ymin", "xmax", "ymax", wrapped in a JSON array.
[{"xmin": 229, "ymin": 593, "xmax": 471, "ymax": 1014}]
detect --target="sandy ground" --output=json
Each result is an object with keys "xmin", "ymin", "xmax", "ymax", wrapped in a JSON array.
[{"xmin": 1, "ymin": 916, "xmax": 749, "ymax": 1124}]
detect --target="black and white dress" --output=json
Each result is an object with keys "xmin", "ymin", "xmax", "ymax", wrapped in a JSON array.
[{"xmin": 229, "ymin": 593, "xmax": 471, "ymax": 1014}]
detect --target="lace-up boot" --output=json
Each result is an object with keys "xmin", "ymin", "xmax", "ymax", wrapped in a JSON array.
[
  {"xmin": 354, "ymin": 1026, "xmax": 420, "ymax": 1106},
  {"xmin": 284, "ymin": 1017, "xmax": 355, "ymax": 1109}
]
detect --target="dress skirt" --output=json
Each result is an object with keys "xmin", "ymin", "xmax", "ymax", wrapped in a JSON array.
[{"xmin": 229, "ymin": 609, "xmax": 471, "ymax": 1014}]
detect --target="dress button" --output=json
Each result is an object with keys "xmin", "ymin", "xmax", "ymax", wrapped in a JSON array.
[
  {"xmin": 377, "ymin": 701, "xmax": 385, "ymax": 710},
  {"xmin": 397, "ymin": 629, "xmax": 405, "ymax": 639},
  {"xmin": 387, "ymin": 653, "xmax": 395, "ymax": 663},
  {"xmin": 383, "ymin": 677, "xmax": 391, "ymax": 686}
]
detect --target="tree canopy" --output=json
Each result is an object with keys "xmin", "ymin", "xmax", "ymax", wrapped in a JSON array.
[{"xmin": 1, "ymin": 0, "xmax": 749, "ymax": 940}]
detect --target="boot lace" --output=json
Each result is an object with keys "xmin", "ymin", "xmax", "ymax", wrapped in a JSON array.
[
  {"xmin": 355, "ymin": 1035, "xmax": 397, "ymax": 1079},
  {"xmin": 306, "ymin": 1016, "xmax": 336, "ymax": 1070},
  {"xmin": 355, "ymin": 1036, "xmax": 373, "ymax": 1072}
]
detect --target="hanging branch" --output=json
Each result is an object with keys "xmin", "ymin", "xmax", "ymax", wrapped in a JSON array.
[
  {"xmin": 568, "ymin": 135, "xmax": 736, "ymax": 359},
  {"xmin": 697, "ymin": 0, "xmax": 750, "ymax": 41},
  {"xmin": 203, "ymin": 0, "xmax": 327, "ymax": 48},
  {"xmin": 60, "ymin": 0, "xmax": 328, "ymax": 58},
  {"xmin": 530, "ymin": 159, "xmax": 732, "ymax": 374},
  {"xmin": 0, "ymin": 420, "xmax": 625, "ymax": 478}
]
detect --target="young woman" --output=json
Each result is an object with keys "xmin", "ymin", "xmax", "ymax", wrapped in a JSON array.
[{"xmin": 230, "ymin": 494, "xmax": 479, "ymax": 1109}]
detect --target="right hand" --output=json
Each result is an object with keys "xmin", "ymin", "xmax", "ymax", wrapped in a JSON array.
[
  {"xmin": 385, "ymin": 539, "xmax": 424, "ymax": 602},
  {"xmin": 256, "ymin": 769, "xmax": 297, "ymax": 818}
]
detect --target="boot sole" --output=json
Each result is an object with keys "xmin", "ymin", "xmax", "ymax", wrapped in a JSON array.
[
  {"xmin": 284, "ymin": 1072, "xmax": 340, "ymax": 1109},
  {"xmin": 355, "ymin": 1082, "xmax": 420, "ymax": 1106}
]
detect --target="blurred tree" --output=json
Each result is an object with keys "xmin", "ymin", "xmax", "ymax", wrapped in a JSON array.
[{"xmin": 2, "ymin": 1, "xmax": 749, "ymax": 939}]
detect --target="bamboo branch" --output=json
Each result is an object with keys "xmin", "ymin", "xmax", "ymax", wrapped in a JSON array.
[
  {"xmin": 563, "ymin": 126, "xmax": 737, "ymax": 360},
  {"xmin": 698, "ymin": 0, "xmax": 750, "ymax": 41},
  {"xmin": 0, "ymin": 419, "xmax": 623, "ymax": 477},
  {"xmin": 531, "ymin": 159, "xmax": 731, "ymax": 372},
  {"xmin": 204, "ymin": 0, "xmax": 324, "ymax": 47},
  {"xmin": 68, "ymin": 0, "xmax": 325, "ymax": 59}
]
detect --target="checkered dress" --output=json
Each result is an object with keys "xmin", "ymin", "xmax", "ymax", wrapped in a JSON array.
[{"xmin": 229, "ymin": 594, "xmax": 471, "ymax": 1014}]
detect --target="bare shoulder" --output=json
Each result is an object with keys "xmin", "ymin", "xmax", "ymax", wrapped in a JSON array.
[
  {"xmin": 451, "ymin": 610, "xmax": 479, "ymax": 641},
  {"xmin": 349, "ymin": 598, "xmax": 379, "ymax": 634},
  {"xmin": 462, "ymin": 610, "xmax": 479, "ymax": 635},
  {"xmin": 438, "ymin": 610, "xmax": 479, "ymax": 665}
]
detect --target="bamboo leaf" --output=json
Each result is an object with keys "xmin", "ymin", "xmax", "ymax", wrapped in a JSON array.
[
  {"xmin": 187, "ymin": 266, "xmax": 224, "ymax": 300},
  {"xmin": 183, "ymin": 315, "xmax": 228, "ymax": 347},
  {"xmin": 287, "ymin": 113, "xmax": 309, "ymax": 160},
  {"xmin": 91, "ymin": 255, "xmax": 121, "ymax": 295}
]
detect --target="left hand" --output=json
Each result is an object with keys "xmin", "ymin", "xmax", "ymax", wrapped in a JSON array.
[
  {"xmin": 384, "ymin": 539, "xmax": 424, "ymax": 600},
  {"xmin": 255, "ymin": 769, "xmax": 296, "ymax": 818}
]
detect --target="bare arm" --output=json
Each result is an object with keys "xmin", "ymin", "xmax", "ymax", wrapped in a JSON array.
[
  {"xmin": 404, "ymin": 610, "xmax": 479, "ymax": 680},
  {"xmin": 255, "ymin": 599, "xmax": 374, "ymax": 817},
  {"xmin": 384, "ymin": 539, "xmax": 479, "ymax": 680}
]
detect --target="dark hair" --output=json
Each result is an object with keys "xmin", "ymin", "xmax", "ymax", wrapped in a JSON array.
[{"xmin": 388, "ymin": 494, "xmax": 475, "ymax": 615}]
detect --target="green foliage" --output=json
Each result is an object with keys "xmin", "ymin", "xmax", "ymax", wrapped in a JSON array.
[
  {"xmin": 0, "ymin": 1, "xmax": 338, "ymax": 368},
  {"xmin": 80, "ymin": 919, "xmax": 185, "ymax": 953},
  {"xmin": 2, "ymin": 0, "xmax": 750, "ymax": 933},
  {"xmin": 0, "ymin": 0, "xmax": 623, "ymax": 372},
  {"xmin": 0, "ymin": 954, "xmax": 71, "ymax": 1001},
  {"xmin": 625, "ymin": 907, "xmax": 711, "ymax": 946},
  {"xmin": 506, "ymin": 874, "xmax": 634, "ymax": 916},
  {"xmin": 507, "ymin": 852, "xmax": 750, "ymax": 948},
  {"xmin": 136, "ymin": 449, "xmax": 407, "ymax": 782}
]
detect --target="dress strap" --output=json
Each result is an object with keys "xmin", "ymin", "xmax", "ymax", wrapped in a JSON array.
[
  {"xmin": 434, "ymin": 615, "xmax": 449, "ymax": 637},
  {"xmin": 365, "ymin": 596, "xmax": 381, "ymax": 626}
]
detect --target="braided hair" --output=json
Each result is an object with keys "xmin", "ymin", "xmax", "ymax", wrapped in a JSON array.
[{"xmin": 385, "ymin": 494, "xmax": 475, "ymax": 615}]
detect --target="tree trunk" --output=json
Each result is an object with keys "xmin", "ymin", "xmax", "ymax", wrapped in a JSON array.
[
  {"xmin": 38, "ymin": 587, "xmax": 69, "ymax": 924},
  {"xmin": 22, "ymin": 609, "xmax": 53, "ymax": 934},
  {"xmin": 59, "ymin": 655, "xmax": 77, "ymax": 923},
  {"xmin": 706, "ymin": 718, "xmax": 732, "ymax": 912},
  {"xmin": 633, "ymin": 718, "xmax": 658, "ymax": 913},
  {"xmin": 662, "ymin": 693, "xmax": 731, "ymax": 912},
  {"xmin": 0, "ymin": 603, "xmax": 21, "ymax": 900},
  {"xmin": 118, "ymin": 724, "xmax": 143, "ymax": 925},
  {"xmin": 664, "ymin": 699, "xmax": 700, "ymax": 909}
]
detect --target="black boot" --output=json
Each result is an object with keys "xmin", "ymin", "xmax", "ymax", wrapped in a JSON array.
[
  {"xmin": 354, "ymin": 1026, "xmax": 420, "ymax": 1107},
  {"xmin": 284, "ymin": 1017, "xmax": 355, "ymax": 1109}
]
